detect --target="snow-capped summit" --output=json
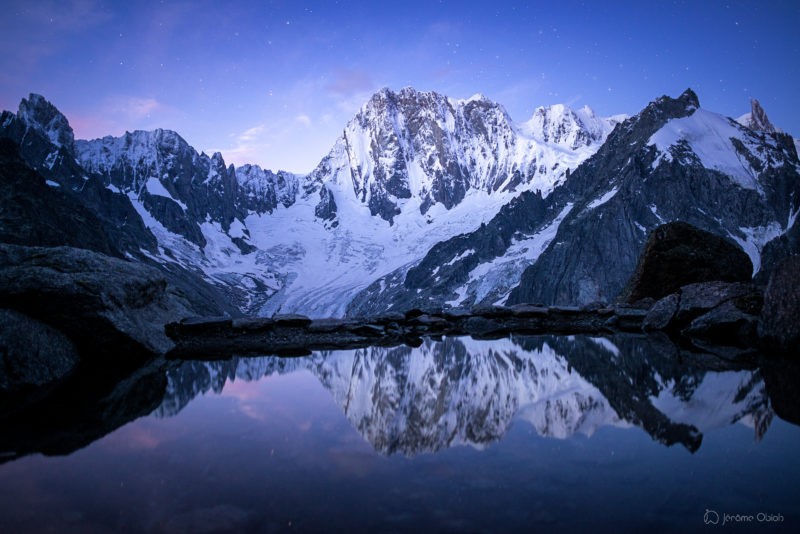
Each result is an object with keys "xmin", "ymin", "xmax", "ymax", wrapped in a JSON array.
[
  {"xmin": 519, "ymin": 103, "xmax": 626, "ymax": 150},
  {"xmin": 306, "ymin": 86, "xmax": 618, "ymax": 225}
]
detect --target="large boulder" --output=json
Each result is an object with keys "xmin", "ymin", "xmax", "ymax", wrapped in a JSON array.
[
  {"xmin": 675, "ymin": 281, "xmax": 762, "ymax": 323},
  {"xmin": 640, "ymin": 281, "xmax": 763, "ymax": 348},
  {"xmin": 617, "ymin": 221, "xmax": 752, "ymax": 305},
  {"xmin": 642, "ymin": 293, "xmax": 679, "ymax": 331},
  {"xmin": 758, "ymin": 255, "xmax": 800, "ymax": 354},
  {"xmin": 0, "ymin": 308, "xmax": 79, "ymax": 392},
  {"xmin": 0, "ymin": 244, "xmax": 198, "ymax": 357},
  {"xmin": 682, "ymin": 300, "xmax": 759, "ymax": 347}
]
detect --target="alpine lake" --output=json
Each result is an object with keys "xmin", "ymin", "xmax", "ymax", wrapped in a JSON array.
[{"xmin": 1, "ymin": 333, "xmax": 798, "ymax": 534}]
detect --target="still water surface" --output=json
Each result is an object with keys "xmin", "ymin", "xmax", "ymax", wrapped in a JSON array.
[{"xmin": 0, "ymin": 335, "xmax": 798, "ymax": 533}]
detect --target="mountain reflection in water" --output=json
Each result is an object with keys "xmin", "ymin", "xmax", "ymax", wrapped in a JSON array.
[
  {"xmin": 1, "ymin": 334, "xmax": 799, "ymax": 533},
  {"xmin": 156, "ymin": 335, "xmax": 772, "ymax": 455}
]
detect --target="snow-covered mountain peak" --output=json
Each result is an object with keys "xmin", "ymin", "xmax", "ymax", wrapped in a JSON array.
[
  {"xmin": 463, "ymin": 92, "xmax": 489, "ymax": 104},
  {"xmin": 519, "ymin": 103, "xmax": 621, "ymax": 149},
  {"xmin": 647, "ymin": 103, "xmax": 790, "ymax": 193},
  {"xmin": 75, "ymin": 127, "xmax": 195, "ymax": 180},
  {"xmin": 307, "ymin": 86, "xmax": 615, "ymax": 227},
  {"xmin": 16, "ymin": 93, "xmax": 75, "ymax": 152},
  {"xmin": 362, "ymin": 86, "xmax": 453, "ymax": 113}
]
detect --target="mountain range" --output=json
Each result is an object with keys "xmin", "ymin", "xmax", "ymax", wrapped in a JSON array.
[{"xmin": 1, "ymin": 88, "xmax": 797, "ymax": 318}]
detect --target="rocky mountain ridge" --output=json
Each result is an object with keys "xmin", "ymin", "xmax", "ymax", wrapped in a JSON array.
[
  {"xmin": 304, "ymin": 87, "xmax": 621, "ymax": 224},
  {"xmin": 348, "ymin": 89, "xmax": 800, "ymax": 315},
  {"xmin": 2, "ymin": 88, "xmax": 797, "ymax": 318},
  {"xmin": 2, "ymin": 88, "xmax": 620, "ymax": 316}
]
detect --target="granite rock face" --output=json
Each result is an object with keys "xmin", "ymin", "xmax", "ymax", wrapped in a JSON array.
[
  {"xmin": 16, "ymin": 94, "xmax": 75, "ymax": 152},
  {"xmin": 642, "ymin": 293, "xmax": 680, "ymax": 331},
  {"xmin": 617, "ymin": 222, "xmax": 753, "ymax": 305},
  {"xmin": 0, "ymin": 308, "xmax": 79, "ymax": 392},
  {"xmin": 1, "ymin": 93, "xmax": 298, "ymax": 252},
  {"xmin": 314, "ymin": 185, "xmax": 338, "ymax": 222},
  {"xmin": 74, "ymin": 132, "xmax": 299, "ymax": 244},
  {"xmin": 758, "ymin": 255, "xmax": 800, "ymax": 354},
  {"xmin": 737, "ymin": 98, "xmax": 778, "ymax": 134},
  {"xmin": 0, "ymin": 137, "xmax": 155, "ymax": 258},
  {"xmin": 0, "ymin": 244, "xmax": 198, "ymax": 356}
]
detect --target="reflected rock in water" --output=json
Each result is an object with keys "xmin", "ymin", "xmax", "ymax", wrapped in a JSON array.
[
  {"xmin": 0, "ymin": 357, "xmax": 168, "ymax": 463},
  {"xmin": 158, "ymin": 335, "xmax": 773, "ymax": 455}
]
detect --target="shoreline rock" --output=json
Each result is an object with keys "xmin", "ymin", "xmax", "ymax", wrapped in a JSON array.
[
  {"xmin": 0, "ymin": 244, "xmax": 199, "ymax": 359},
  {"xmin": 164, "ymin": 305, "xmax": 650, "ymax": 360},
  {"xmin": 758, "ymin": 255, "xmax": 800, "ymax": 354}
]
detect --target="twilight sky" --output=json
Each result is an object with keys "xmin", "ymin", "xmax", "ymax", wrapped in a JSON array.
[{"xmin": 1, "ymin": 0, "xmax": 798, "ymax": 173}]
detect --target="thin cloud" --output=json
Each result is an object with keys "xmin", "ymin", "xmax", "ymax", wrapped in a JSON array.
[
  {"xmin": 334, "ymin": 90, "xmax": 377, "ymax": 115},
  {"xmin": 295, "ymin": 114, "xmax": 311, "ymax": 126},
  {"xmin": 124, "ymin": 97, "xmax": 162, "ymax": 119},
  {"xmin": 326, "ymin": 67, "xmax": 373, "ymax": 97},
  {"xmin": 212, "ymin": 123, "xmax": 271, "ymax": 167},
  {"xmin": 238, "ymin": 125, "xmax": 265, "ymax": 141},
  {"xmin": 104, "ymin": 95, "xmax": 170, "ymax": 126},
  {"xmin": 564, "ymin": 93, "xmax": 584, "ymax": 108}
]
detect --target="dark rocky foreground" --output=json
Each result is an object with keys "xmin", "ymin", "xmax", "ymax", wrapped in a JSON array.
[
  {"xmin": 161, "ymin": 279, "xmax": 786, "ymax": 363},
  {"xmin": 164, "ymin": 304, "xmax": 646, "ymax": 360}
]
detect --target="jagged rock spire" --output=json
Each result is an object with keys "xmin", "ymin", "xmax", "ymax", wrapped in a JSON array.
[
  {"xmin": 747, "ymin": 98, "xmax": 777, "ymax": 133},
  {"xmin": 17, "ymin": 93, "xmax": 75, "ymax": 152}
]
